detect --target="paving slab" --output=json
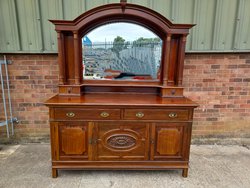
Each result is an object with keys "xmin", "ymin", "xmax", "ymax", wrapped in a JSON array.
[{"xmin": 0, "ymin": 144, "xmax": 249, "ymax": 188}]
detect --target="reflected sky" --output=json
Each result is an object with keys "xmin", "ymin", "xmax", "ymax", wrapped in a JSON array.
[{"xmin": 86, "ymin": 23, "xmax": 158, "ymax": 43}]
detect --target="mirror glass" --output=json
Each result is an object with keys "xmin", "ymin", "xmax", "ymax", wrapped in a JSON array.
[{"xmin": 82, "ymin": 23, "xmax": 162, "ymax": 80}]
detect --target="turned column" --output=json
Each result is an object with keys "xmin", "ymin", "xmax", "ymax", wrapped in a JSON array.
[
  {"xmin": 177, "ymin": 35, "xmax": 187, "ymax": 86},
  {"xmin": 162, "ymin": 33, "xmax": 172, "ymax": 86},
  {"xmin": 73, "ymin": 31, "xmax": 81, "ymax": 85},
  {"xmin": 57, "ymin": 31, "xmax": 65, "ymax": 84}
]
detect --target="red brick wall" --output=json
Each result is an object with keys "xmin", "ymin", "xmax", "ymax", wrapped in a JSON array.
[
  {"xmin": 0, "ymin": 53, "xmax": 249, "ymax": 143},
  {"xmin": 0, "ymin": 55, "xmax": 58, "ymax": 142},
  {"xmin": 183, "ymin": 54, "xmax": 250, "ymax": 139}
]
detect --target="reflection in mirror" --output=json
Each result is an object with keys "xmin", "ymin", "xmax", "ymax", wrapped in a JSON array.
[{"xmin": 82, "ymin": 23, "xmax": 162, "ymax": 80}]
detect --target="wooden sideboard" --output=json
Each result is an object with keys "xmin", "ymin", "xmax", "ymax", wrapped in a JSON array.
[
  {"xmin": 45, "ymin": 94, "xmax": 197, "ymax": 178},
  {"xmin": 45, "ymin": 0, "xmax": 197, "ymax": 178}
]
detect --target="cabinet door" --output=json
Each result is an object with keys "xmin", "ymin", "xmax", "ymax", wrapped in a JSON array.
[
  {"xmin": 93, "ymin": 122, "xmax": 149, "ymax": 161},
  {"xmin": 58, "ymin": 122, "xmax": 90, "ymax": 160},
  {"xmin": 150, "ymin": 123, "xmax": 191, "ymax": 160}
]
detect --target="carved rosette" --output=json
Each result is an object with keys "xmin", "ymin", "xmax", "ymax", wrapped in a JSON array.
[{"xmin": 107, "ymin": 135, "xmax": 136, "ymax": 149}]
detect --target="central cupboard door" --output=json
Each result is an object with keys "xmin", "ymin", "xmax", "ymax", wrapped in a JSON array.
[{"xmin": 93, "ymin": 122, "xmax": 150, "ymax": 160}]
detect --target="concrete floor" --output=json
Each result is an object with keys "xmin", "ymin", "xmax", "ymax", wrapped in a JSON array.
[{"xmin": 0, "ymin": 144, "xmax": 250, "ymax": 188}]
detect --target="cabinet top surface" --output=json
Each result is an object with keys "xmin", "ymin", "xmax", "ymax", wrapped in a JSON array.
[{"xmin": 45, "ymin": 93, "xmax": 198, "ymax": 107}]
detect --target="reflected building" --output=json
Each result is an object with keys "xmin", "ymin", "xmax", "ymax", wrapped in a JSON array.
[{"xmin": 82, "ymin": 40, "xmax": 162, "ymax": 80}]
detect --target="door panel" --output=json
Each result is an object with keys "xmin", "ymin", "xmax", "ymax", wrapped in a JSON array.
[
  {"xmin": 93, "ymin": 122, "xmax": 149, "ymax": 161},
  {"xmin": 151, "ymin": 123, "xmax": 186, "ymax": 160},
  {"xmin": 58, "ymin": 122, "xmax": 89, "ymax": 160},
  {"xmin": 156, "ymin": 128, "xmax": 181, "ymax": 155},
  {"xmin": 61, "ymin": 127, "xmax": 86, "ymax": 154}
]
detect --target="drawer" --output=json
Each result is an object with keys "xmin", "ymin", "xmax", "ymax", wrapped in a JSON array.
[
  {"xmin": 124, "ymin": 109, "xmax": 189, "ymax": 121},
  {"xmin": 54, "ymin": 108, "xmax": 121, "ymax": 120}
]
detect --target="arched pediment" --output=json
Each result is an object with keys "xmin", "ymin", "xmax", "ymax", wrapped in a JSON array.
[{"xmin": 50, "ymin": 2, "xmax": 194, "ymax": 38}]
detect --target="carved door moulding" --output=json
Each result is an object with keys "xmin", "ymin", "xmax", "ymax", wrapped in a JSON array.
[{"xmin": 107, "ymin": 135, "xmax": 136, "ymax": 149}]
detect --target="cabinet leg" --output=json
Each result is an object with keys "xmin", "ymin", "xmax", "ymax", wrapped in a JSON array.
[
  {"xmin": 52, "ymin": 168, "xmax": 58, "ymax": 178},
  {"xmin": 182, "ymin": 168, "xmax": 188, "ymax": 177}
]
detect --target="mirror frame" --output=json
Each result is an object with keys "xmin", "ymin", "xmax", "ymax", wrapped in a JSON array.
[{"xmin": 50, "ymin": 1, "xmax": 194, "ymax": 96}]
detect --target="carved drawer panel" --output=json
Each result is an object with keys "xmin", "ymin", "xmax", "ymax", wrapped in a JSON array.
[
  {"xmin": 124, "ymin": 109, "xmax": 189, "ymax": 121},
  {"xmin": 54, "ymin": 108, "xmax": 121, "ymax": 120}
]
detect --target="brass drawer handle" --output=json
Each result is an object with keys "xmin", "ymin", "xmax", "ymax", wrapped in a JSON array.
[
  {"xmin": 169, "ymin": 112, "xmax": 178, "ymax": 118},
  {"xmin": 136, "ymin": 112, "xmax": 144, "ymax": 118},
  {"xmin": 100, "ymin": 112, "xmax": 109, "ymax": 118},
  {"xmin": 66, "ymin": 112, "xmax": 75, "ymax": 118}
]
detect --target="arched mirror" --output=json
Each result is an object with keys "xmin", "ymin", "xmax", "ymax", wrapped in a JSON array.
[
  {"xmin": 50, "ymin": 1, "xmax": 194, "ymax": 95},
  {"xmin": 82, "ymin": 23, "xmax": 162, "ymax": 80}
]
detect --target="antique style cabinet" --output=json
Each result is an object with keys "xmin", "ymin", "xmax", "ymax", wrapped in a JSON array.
[{"xmin": 45, "ymin": 0, "xmax": 198, "ymax": 178}]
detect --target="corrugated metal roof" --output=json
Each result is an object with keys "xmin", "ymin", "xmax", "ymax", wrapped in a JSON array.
[{"xmin": 0, "ymin": 0, "xmax": 249, "ymax": 53}]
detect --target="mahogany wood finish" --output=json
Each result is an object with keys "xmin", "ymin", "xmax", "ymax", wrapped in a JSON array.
[
  {"xmin": 46, "ymin": 0, "xmax": 197, "ymax": 178},
  {"xmin": 46, "ymin": 94, "xmax": 197, "ymax": 177}
]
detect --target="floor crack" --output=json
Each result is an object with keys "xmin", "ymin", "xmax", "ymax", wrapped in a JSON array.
[{"xmin": 242, "ymin": 144, "xmax": 250, "ymax": 150}]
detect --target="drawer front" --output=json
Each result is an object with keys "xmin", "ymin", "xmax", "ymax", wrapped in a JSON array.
[
  {"xmin": 124, "ymin": 109, "xmax": 189, "ymax": 121},
  {"xmin": 54, "ymin": 108, "xmax": 121, "ymax": 120}
]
